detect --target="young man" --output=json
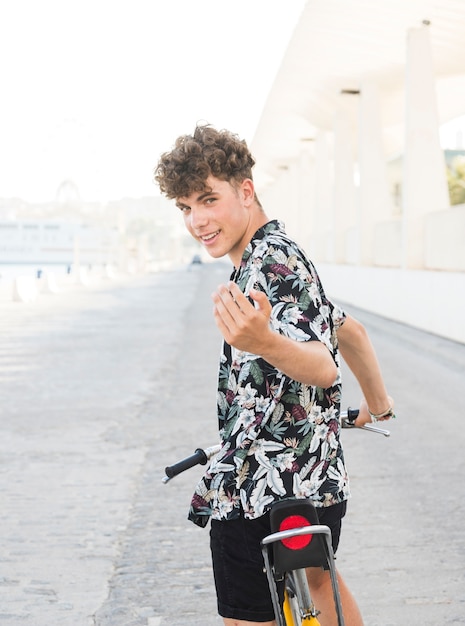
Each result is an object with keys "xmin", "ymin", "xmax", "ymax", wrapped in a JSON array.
[{"xmin": 154, "ymin": 125, "xmax": 395, "ymax": 626}]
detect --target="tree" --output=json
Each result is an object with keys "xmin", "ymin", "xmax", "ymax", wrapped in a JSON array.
[{"xmin": 446, "ymin": 155, "xmax": 465, "ymax": 205}]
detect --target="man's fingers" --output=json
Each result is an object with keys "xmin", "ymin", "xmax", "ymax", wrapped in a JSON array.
[
  {"xmin": 213, "ymin": 283, "xmax": 248, "ymax": 317},
  {"xmin": 249, "ymin": 288, "xmax": 272, "ymax": 315},
  {"xmin": 226, "ymin": 282, "xmax": 249, "ymax": 312},
  {"xmin": 212, "ymin": 286, "xmax": 242, "ymax": 332}
]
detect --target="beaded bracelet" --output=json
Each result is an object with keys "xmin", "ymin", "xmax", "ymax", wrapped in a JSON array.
[{"xmin": 368, "ymin": 406, "xmax": 396, "ymax": 422}]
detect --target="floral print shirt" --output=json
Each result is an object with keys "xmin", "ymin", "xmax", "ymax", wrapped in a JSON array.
[{"xmin": 188, "ymin": 220, "xmax": 349, "ymax": 528}]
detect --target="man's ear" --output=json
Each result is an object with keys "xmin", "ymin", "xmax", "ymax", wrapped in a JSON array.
[{"xmin": 241, "ymin": 178, "xmax": 255, "ymax": 207}]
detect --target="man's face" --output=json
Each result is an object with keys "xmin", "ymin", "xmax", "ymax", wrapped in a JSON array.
[{"xmin": 175, "ymin": 176, "xmax": 255, "ymax": 266}]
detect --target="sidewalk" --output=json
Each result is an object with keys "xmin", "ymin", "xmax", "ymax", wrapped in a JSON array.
[
  {"xmin": 93, "ymin": 262, "xmax": 227, "ymax": 626},
  {"xmin": 1, "ymin": 260, "xmax": 464, "ymax": 625},
  {"xmin": 0, "ymin": 262, "xmax": 227, "ymax": 626}
]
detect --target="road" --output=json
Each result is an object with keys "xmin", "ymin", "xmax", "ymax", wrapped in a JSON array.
[{"xmin": 0, "ymin": 261, "xmax": 464, "ymax": 625}]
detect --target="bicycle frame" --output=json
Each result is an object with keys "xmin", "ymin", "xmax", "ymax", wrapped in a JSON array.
[
  {"xmin": 261, "ymin": 525, "xmax": 345, "ymax": 626},
  {"xmin": 283, "ymin": 571, "xmax": 319, "ymax": 625}
]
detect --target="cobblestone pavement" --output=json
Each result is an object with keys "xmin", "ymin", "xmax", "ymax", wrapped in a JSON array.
[{"xmin": 1, "ymin": 261, "xmax": 464, "ymax": 625}]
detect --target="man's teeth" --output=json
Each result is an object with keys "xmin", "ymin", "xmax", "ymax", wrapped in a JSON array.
[{"xmin": 203, "ymin": 231, "xmax": 219, "ymax": 241}]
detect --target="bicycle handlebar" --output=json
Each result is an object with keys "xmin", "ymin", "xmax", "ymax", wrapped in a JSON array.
[
  {"xmin": 162, "ymin": 444, "xmax": 221, "ymax": 483},
  {"xmin": 162, "ymin": 408, "xmax": 390, "ymax": 483},
  {"xmin": 341, "ymin": 408, "xmax": 390, "ymax": 437}
]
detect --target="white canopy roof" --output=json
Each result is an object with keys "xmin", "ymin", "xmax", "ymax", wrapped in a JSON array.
[{"xmin": 251, "ymin": 0, "xmax": 465, "ymax": 190}]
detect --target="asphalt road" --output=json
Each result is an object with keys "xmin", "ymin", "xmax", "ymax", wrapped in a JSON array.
[{"xmin": 0, "ymin": 261, "xmax": 464, "ymax": 625}]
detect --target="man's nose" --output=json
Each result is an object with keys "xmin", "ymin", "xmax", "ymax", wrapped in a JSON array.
[{"xmin": 190, "ymin": 206, "xmax": 208, "ymax": 229}]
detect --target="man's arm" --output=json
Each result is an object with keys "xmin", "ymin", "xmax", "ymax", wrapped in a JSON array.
[
  {"xmin": 336, "ymin": 314, "xmax": 394, "ymax": 426},
  {"xmin": 211, "ymin": 282, "xmax": 337, "ymax": 388}
]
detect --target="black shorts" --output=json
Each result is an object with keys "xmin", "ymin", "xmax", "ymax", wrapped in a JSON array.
[{"xmin": 209, "ymin": 501, "xmax": 347, "ymax": 622}]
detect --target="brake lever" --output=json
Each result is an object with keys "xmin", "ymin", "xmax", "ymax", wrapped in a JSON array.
[{"xmin": 341, "ymin": 417, "xmax": 390, "ymax": 437}]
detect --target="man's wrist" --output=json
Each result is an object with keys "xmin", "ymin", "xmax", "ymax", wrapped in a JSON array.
[{"xmin": 368, "ymin": 406, "xmax": 396, "ymax": 422}]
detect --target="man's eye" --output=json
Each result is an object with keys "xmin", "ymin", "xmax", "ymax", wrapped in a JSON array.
[{"xmin": 179, "ymin": 206, "xmax": 190, "ymax": 213}]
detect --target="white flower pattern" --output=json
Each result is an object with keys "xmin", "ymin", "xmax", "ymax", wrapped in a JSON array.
[{"xmin": 189, "ymin": 221, "xmax": 350, "ymax": 528}]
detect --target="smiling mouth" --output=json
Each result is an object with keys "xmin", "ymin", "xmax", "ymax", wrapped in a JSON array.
[{"xmin": 200, "ymin": 230, "xmax": 220, "ymax": 243}]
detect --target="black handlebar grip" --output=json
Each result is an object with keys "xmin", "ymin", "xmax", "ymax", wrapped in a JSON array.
[
  {"xmin": 164, "ymin": 448, "xmax": 208, "ymax": 479},
  {"xmin": 345, "ymin": 407, "xmax": 359, "ymax": 424}
]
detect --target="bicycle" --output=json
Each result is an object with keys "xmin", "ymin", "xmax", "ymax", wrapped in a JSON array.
[{"xmin": 162, "ymin": 408, "xmax": 390, "ymax": 626}]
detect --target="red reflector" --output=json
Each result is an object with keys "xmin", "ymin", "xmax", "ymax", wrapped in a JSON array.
[{"xmin": 279, "ymin": 515, "xmax": 313, "ymax": 550}]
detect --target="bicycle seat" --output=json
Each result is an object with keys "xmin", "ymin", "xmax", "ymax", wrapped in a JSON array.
[{"xmin": 269, "ymin": 499, "xmax": 331, "ymax": 578}]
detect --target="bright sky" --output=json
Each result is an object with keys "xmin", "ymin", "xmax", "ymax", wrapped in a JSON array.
[{"xmin": 0, "ymin": 0, "xmax": 307, "ymax": 203}]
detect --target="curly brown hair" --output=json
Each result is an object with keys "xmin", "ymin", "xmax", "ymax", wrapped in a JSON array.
[{"xmin": 154, "ymin": 124, "xmax": 258, "ymax": 200}]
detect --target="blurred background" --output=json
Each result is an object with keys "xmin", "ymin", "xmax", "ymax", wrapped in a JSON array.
[{"xmin": 1, "ymin": 0, "xmax": 464, "ymax": 342}]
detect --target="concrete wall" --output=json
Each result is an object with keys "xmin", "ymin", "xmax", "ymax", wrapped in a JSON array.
[
  {"xmin": 355, "ymin": 204, "xmax": 465, "ymax": 271},
  {"xmin": 424, "ymin": 203, "xmax": 465, "ymax": 271},
  {"xmin": 317, "ymin": 262, "xmax": 465, "ymax": 345}
]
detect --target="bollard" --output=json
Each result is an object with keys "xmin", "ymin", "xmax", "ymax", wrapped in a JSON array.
[{"xmin": 12, "ymin": 276, "xmax": 39, "ymax": 303}]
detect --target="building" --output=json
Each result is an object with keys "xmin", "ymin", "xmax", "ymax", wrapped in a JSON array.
[{"xmin": 251, "ymin": 0, "xmax": 465, "ymax": 343}]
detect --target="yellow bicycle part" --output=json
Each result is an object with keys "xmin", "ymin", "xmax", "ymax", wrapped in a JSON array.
[
  {"xmin": 283, "ymin": 588, "xmax": 320, "ymax": 625},
  {"xmin": 301, "ymin": 617, "xmax": 320, "ymax": 625}
]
